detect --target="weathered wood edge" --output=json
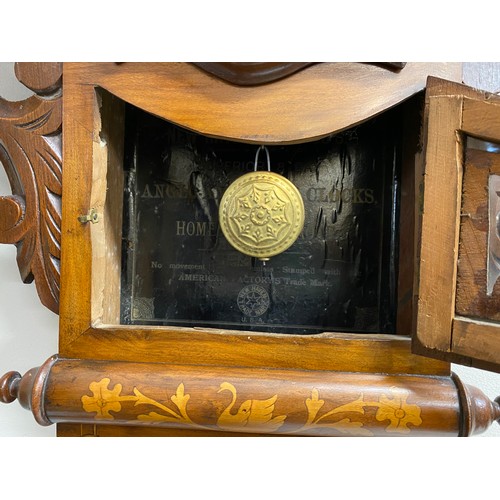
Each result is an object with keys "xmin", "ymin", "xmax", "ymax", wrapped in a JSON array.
[
  {"xmin": 413, "ymin": 77, "xmax": 500, "ymax": 371},
  {"xmin": 413, "ymin": 84, "xmax": 464, "ymax": 352}
]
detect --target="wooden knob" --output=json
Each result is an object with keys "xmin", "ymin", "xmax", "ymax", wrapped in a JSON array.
[
  {"xmin": 14, "ymin": 62, "xmax": 62, "ymax": 95},
  {"xmin": 0, "ymin": 371, "xmax": 21, "ymax": 404},
  {"xmin": 494, "ymin": 396, "xmax": 500, "ymax": 423},
  {"xmin": 0, "ymin": 196, "xmax": 24, "ymax": 234}
]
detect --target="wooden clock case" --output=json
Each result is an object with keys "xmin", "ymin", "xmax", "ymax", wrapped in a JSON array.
[{"xmin": 1, "ymin": 62, "xmax": 499, "ymax": 437}]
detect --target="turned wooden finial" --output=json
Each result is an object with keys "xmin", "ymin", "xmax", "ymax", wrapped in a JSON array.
[
  {"xmin": 453, "ymin": 373, "xmax": 500, "ymax": 435},
  {"xmin": 0, "ymin": 371, "xmax": 21, "ymax": 404},
  {"xmin": 0, "ymin": 367, "xmax": 38, "ymax": 410},
  {"xmin": 465, "ymin": 386, "xmax": 500, "ymax": 435},
  {"xmin": 0, "ymin": 356, "xmax": 57, "ymax": 426}
]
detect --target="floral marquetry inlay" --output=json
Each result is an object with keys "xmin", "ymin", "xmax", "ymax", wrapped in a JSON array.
[
  {"xmin": 81, "ymin": 378, "xmax": 423, "ymax": 435},
  {"xmin": 375, "ymin": 389, "xmax": 423, "ymax": 433},
  {"xmin": 81, "ymin": 378, "xmax": 196, "ymax": 427}
]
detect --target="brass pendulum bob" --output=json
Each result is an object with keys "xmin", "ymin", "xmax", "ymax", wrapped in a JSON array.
[{"xmin": 219, "ymin": 146, "xmax": 305, "ymax": 261}]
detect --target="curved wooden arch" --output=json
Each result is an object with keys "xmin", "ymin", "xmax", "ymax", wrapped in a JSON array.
[{"xmin": 65, "ymin": 62, "xmax": 460, "ymax": 145}]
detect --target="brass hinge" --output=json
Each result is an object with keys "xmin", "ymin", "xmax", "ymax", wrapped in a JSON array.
[{"xmin": 78, "ymin": 208, "xmax": 99, "ymax": 224}]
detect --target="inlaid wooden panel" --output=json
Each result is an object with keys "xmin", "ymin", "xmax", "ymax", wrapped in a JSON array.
[
  {"xmin": 39, "ymin": 358, "xmax": 466, "ymax": 436},
  {"xmin": 4, "ymin": 356, "xmax": 499, "ymax": 437}
]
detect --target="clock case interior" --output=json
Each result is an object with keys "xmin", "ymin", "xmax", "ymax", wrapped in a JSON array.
[{"xmin": 94, "ymin": 88, "xmax": 421, "ymax": 337}]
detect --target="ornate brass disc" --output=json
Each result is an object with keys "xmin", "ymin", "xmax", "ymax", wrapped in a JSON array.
[{"xmin": 219, "ymin": 171, "xmax": 305, "ymax": 260}]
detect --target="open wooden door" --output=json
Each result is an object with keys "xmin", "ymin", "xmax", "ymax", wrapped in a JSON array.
[{"xmin": 414, "ymin": 76, "xmax": 500, "ymax": 372}]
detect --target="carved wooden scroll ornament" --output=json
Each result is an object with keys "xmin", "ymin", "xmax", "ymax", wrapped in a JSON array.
[{"xmin": 0, "ymin": 62, "xmax": 62, "ymax": 314}]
